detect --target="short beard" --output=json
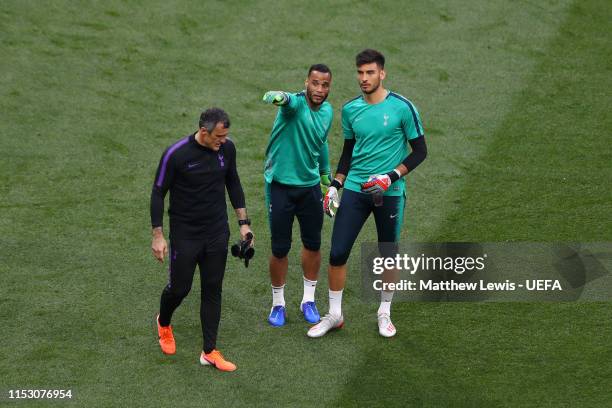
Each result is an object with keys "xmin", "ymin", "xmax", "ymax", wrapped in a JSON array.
[
  {"xmin": 362, "ymin": 82, "xmax": 380, "ymax": 95},
  {"xmin": 307, "ymin": 90, "xmax": 327, "ymax": 106}
]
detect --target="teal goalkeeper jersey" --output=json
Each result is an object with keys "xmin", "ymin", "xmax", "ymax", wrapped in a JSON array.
[
  {"xmin": 342, "ymin": 91, "xmax": 424, "ymax": 196},
  {"xmin": 264, "ymin": 92, "xmax": 333, "ymax": 187}
]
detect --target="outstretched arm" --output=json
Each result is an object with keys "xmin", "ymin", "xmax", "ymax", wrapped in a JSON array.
[{"xmin": 262, "ymin": 91, "xmax": 290, "ymax": 106}]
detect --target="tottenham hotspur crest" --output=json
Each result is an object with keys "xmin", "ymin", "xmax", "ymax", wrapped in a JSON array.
[{"xmin": 383, "ymin": 114, "xmax": 389, "ymax": 126}]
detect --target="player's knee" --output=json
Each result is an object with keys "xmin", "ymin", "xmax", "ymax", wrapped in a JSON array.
[
  {"xmin": 164, "ymin": 283, "xmax": 191, "ymax": 299},
  {"xmin": 302, "ymin": 239, "xmax": 321, "ymax": 252},
  {"xmin": 378, "ymin": 243, "xmax": 399, "ymax": 259},
  {"xmin": 202, "ymin": 279, "xmax": 223, "ymax": 294},
  {"xmin": 271, "ymin": 241, "xmax": 291, "ymax": 258},
  {"xmin": 329, "ymin": 248, "xmax": 349, "ymax": 266}
]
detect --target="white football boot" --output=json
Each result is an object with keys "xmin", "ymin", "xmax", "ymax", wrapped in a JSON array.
[
  {"xmin": 377, "ymin": 313, "xmax": 396, "ymax": 337},
  {"xmin": 307, "ymin": 313, "xmax": 344, "ymax": 338}
]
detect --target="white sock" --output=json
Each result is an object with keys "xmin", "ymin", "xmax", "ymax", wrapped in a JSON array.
[
  {"xmin": 329, "ymin": 289, "xmax": 343, "ymax": 318},
  {"xmin": 301, "ymin": 277, "xmax": 317, "ymax": 304},
  {"xmin": 377, "ymin": 290, "xmax": 394, "ymax": 315},
  {"xmin": 272, "ymin": 284, "xmax": 285, "ymax": 307}
]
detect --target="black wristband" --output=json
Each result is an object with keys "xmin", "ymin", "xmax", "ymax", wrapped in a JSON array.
[
  {"xmin": 386, "ymin": 170, "xmax": 400, "ymax": 183},
  {"xmin": 238, "ymin": 218, "xmax": 251, "ymax": 226},
  {"xmin": 330, "ymin": 179, "xmax": 343, "ymax": 189}
]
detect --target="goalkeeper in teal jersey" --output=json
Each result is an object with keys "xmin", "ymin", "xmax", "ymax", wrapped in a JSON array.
[
  {"xmin": 308, "ymin": 49, "xmax": 428, "ymax": 339},
  {"xmin": 262, "ymin": 64, "xmax": 334, "ymax": 327}
]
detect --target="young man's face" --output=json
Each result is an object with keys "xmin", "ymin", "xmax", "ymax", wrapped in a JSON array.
[
  {"xmin": 305, "ymin": 70, "xmax": 331, "ymax": 106},
  {"xmin": 201, "ymin": 122, "xmax": 229, "ymax": 151},
  {"xmin": 357, "ymin": 62, "xmax": 385, "ymax": 94}
]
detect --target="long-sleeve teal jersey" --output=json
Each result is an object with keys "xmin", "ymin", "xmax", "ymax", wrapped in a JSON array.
[{"xmin": 264, "ymin": 92, "xmax": 333, "ymax": 187}]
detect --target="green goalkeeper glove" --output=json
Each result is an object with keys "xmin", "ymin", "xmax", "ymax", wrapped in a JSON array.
[{"xmin": 262, "ymin": 91, "xmax": 288, "ymax": 106}]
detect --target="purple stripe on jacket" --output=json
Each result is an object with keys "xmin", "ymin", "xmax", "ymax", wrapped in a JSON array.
[{"xmin": 156, "ymin": 136, "xmax": 190, "ymax": 187}]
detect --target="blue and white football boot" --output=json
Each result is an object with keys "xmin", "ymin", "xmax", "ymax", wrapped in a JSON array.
[
  {"xmin": 300, "ymin": 301, "xmax": 320, "ymax": 324},
  {"xmin": 307, "ymin": 313, "xmax": 344, "ymax": 338},
  {"xmin": 268, "ymin": 305, "xmax": 287, "ymax": 327}
]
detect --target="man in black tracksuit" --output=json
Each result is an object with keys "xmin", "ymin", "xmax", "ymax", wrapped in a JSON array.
[{"xmin": 150, "ymin": 108, "xmax": 252, "ymax": 372}]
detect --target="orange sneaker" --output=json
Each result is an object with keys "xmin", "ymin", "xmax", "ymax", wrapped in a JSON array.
[
  {"xmin": 156, "ymin": 314, "xmax": 176, "ymax": 355},
  {"xmin": 199, "ymin": 349, "xmax": 237, "ymax": 372}
]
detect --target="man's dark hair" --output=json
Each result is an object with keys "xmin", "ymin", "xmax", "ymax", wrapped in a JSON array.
[
  {"xmin": 308, "ymin": 63, "xmax": 332, "ymax": 78},
  {"xmin": 355, "ymin": 49, "xmax": 385, "ymax": 69},
  {"xmin": 199, "ymin": 108, "xmax": 230, "ymax": 133}
]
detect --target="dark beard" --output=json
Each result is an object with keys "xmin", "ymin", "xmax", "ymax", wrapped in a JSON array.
[
  {"xmin": 362, "ymin": 82, "xmax": 380, "ymax": 95},
  {"xmin": 307, "ymin": 90, "xmax": 327, "ymax": 106}
]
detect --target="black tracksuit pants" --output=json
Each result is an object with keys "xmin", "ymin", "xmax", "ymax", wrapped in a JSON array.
[{"xmin": 158, "ymin": 232, "xmax": 228, "ymax": 353}]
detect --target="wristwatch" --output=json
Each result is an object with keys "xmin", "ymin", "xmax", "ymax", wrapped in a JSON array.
[{"xmin": 238, "ymin": 218, "xmax": 251, "ymax": 226}]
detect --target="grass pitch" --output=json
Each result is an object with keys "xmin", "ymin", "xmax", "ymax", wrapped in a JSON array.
[{"xmin": 1, "ymin": 1, "xmax": 610, "ymax": 407}]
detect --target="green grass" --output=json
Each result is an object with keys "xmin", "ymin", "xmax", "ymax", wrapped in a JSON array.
[{"xmin": 1, "ymin": 0, "xmax": 611, "ymax": 407}]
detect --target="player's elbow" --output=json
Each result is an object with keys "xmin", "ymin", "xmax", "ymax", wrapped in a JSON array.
[
  {"xmin": 421, "ymin": 145, "xmax": 428, "ymax": 160},
  {"xmin": 415, "ymin": 139, "xmax": 427, "ymax": 161}
]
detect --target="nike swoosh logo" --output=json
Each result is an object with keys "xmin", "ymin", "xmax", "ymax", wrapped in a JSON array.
[
  {"xmin": 187, "ymin": 162, "xmax": 201, "ymax": 168},
  {"xmin": 390, "ymin": 214, "xmax": 398, "ymax": 219}
]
